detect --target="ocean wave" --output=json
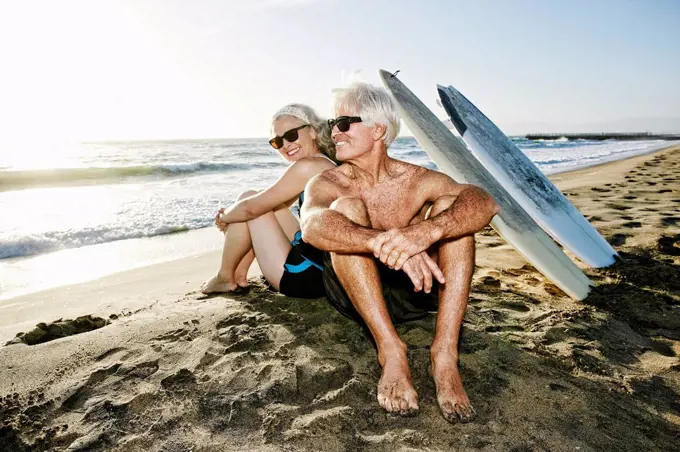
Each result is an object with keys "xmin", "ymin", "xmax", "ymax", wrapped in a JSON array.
[
  {"xmin": 0, "ymin": 161, "xmax": 283, "ymax": 191},
  {"xmin": 0, "ymin": 222, "xmax": 210, "ymax": 260}
]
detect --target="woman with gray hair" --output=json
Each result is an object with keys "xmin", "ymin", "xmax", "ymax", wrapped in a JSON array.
[{"xmin": 201, "ymin": 104, "xmax": 336, "ymax": 298}]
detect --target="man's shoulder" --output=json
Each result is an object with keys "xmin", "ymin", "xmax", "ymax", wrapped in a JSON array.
[
  {"xmin": 391, "ymin": 158, "xmax": 446, "ymax": 180},
  {"xmin": 389, "ymin": 159, "xmax": 460, "ymax": 193}
]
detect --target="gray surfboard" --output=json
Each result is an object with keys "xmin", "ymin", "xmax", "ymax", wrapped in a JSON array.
[
  {"xmin": 438, "ymin": 84, "xmax": 618, "ymax": 268},
  {"xmin": 379, "ymin": 70, "xmax": 592, "ymax": 300}
]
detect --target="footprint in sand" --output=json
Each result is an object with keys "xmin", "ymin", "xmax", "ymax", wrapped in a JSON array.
[
  {"xmin": 485, "ymin": 324, "xmax": 525, "ymax": 333},
  {"xmin": 607, "ymin": 203, "xmax": 633, "ymax": 211},
  {"xmin": 608, "ymin": 234, "xmax": 628, "ymax": 246},
  {"xmin": 622, "ymin": 195, "xmax": 637, "ymax": 200},
  {"xmin": 523, "ymin": 276, "xmax": 542, "ymax": 287},
  {"xmin": 622, "ymin": 221, "xmax": 643, "ymax": 228},
  {"xmin": 60, "ymin": 363, "xmax": 122, "ymax": 410},
  {"xmin": 498, "ymin": 301, "xmax": 532, "ymax": 313},
  {"xmin": 95, "ymin": 347, "xmax": 127, "ymax": 362},
  {"xmin": 152, "ymin": 328, "xmax": 196, "ymax": 343},
  {"xmin": 661, "ymin": 217, "xmax": 679, "ymax": 226},
  {"xmin": 659, "ymin": 189, "xmax": 673, "ymax": 193},
  {"xmin": 216, "ymin": 324, "xmax": 272, "ymax": 353},
  {"xmin": 620, "ymin": 215, "xmax": 635, "ymax": 220},
  {"xmin": 650, "ymin": 340, "xmax": 676, "ymax": 358},
  {"xmin": 543, "ymin": 283, "xmax": 566, "ymax": 297},
  {"xmin": 591, "ymin": 187, "xmax": 611, "ymax": 193},
  {"xmin": 160, "ymin": 368, "xmax": 197, "ymax": 392},
  {"xmin": 658, "ymin": 235, "xmax": 680, "ymax": 256},
  {"xmin": 647, "ymin": 182, "xmax": 658, "ymax": 186},
  {"xmin": 477, "ymin": 276, "xmax": 501, "ymax": 289}
]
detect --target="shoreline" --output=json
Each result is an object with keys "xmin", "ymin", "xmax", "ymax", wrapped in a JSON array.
[
  {"xmin": 1, "ymin": 144, "xmax": 678, "ymax": 344},
  {"xmin": 0, "ymin": 145, "xmax": 678, "ymax": 451},
  {"xmin": 2, "ymin": 142, "xmax": 677, "ymax": 303}
]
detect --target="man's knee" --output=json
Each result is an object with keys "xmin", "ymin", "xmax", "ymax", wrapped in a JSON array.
[
  {"xmin": 330, "ymin": 197, "xmax": 371, "ymax": 226},
  {"xmin": 429, "ymin": 195, "xmax": 457, "ymax": 218},
  {"xmin": 236, "ymin": 189, "xmax": 259, "ymax": 201}
]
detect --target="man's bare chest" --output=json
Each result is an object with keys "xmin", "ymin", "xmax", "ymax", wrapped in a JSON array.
[{"xmin": 341, "ymin": 179, "xmax": 422, "ymax": 230}]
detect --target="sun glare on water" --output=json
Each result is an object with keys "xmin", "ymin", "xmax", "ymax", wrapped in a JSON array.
[{"xmin": 0, "ymin": 138, "xmax": 87, "ymax": 171}]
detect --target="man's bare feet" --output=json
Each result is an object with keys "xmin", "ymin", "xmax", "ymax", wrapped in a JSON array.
[
  {"xmin": 377, "ymin": 347, "xmax": 419, "ymax": 416},
  {"xmin": 431, "ymin": 352, "xmax": 476, "ymax": 423},
  {"xmin": 200, "ymin": 274, "xmax": 239, "ymax": 294}
]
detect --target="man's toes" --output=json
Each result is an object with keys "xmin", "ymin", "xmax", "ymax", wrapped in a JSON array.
[
  {"xmin": 389, "ymin": 396, "xmax": 402, "ymax": 413},
  {"xmin": 440, "ymin": 402, "xmax": 458, "ymax": 423},
  {"xmin": 440, "ymin": 401, "xmax": 477, "ymax": 424},
  {"xmin": 377, "ymin": 392, "xmax": 388, "ymax": 410},
  {"xmin": 456, "ymin": 403, "xmax": 477, "ymax": 423},
  {"xmin": 398, "ymin": 397, "xmax": 410, "ymax": 413},
  {"xmin": 404, "ymin": 393, "xmax": 419, "ymax": 415}
]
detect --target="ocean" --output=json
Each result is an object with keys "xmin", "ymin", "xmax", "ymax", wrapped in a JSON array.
[{"xmin": 0, "ymin": 136, "xmax": 673, "ymax": 300}]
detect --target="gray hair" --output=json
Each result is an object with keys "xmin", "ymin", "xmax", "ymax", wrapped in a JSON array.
[
  {"xmin": 332, "ymin": 82, "xmax": 400, "ymax": 147},
  {"xmin": 272, "ymin": 103, "xmax": 337, "ymax": 162}
]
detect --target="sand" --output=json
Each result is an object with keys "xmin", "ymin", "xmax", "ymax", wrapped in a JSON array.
[{"xmin": 1, "ymin": 146, "xmax": 679, "ymax": 451}]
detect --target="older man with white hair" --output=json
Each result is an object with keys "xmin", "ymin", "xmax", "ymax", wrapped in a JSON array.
[{"xmin": 300, "ymin": 82, "xmax": 499, "ymax": 423}]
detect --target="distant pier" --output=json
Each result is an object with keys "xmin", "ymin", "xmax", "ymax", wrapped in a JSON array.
[{"xmin": 524, "ymin": 132, "xmax": 680, "ymax": 141}]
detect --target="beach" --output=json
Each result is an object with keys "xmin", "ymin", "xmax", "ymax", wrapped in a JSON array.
[{"xmin": 1, "ymin": 145, "xmax": 679, "ymax": 451}]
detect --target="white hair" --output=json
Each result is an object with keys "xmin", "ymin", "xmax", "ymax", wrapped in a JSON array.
[{"xmin": 332, "ymin": 82, "xmax": 400, "ymax": 147}]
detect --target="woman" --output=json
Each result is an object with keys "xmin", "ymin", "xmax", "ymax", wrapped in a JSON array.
[{"xmin": 201, "ymin": 104, "xmax": 336, "ymax": 298}]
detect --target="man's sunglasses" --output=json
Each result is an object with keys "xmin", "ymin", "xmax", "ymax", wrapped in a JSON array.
[
  {"xmin": 328, "ymin": 116, "xmax": 362, "ymax": 132},
  {"xmin": 269, "ymin": 124, "xmax": 309, "ymax": 150}
]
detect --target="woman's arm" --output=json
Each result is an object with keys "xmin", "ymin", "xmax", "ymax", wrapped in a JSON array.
[{"xmin": 218, "ymin": 157, "xmax": 335, "ymax": 224}]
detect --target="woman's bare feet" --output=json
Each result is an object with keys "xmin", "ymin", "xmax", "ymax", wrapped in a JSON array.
[
  {"xmin": 431, "ymin": 351, "xmax": 476, "ymax": 423},
  {"xmin": 233, "ymin": 252, "xmax": 253, "ymax": 288},
  {"xmin": 200, "ymin": 273, "xmax": 239, "ymax": 294},
  {"xmin": 377, "ymin": 344, "xmax": 419, "ymax": 416},
  {"xmin": 232, "ymin": 269, "xmax": 249, "ymax": 288}
]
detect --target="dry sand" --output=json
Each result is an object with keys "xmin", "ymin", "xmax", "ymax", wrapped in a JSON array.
[{"xmin": 1, "ymin": 146, "xmax": 679, "ymax": 451}]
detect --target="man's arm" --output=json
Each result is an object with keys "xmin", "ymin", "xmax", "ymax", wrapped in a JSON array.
[
  {"xmin": 373, "ymin": 171, "xmax": 500, "ymax": 269},
  {"xmin": 299, "ymin": 174, "xmax": 380, "ymax": 254},
  {"xmin": 427, "ymin": 184, "xmax": 500, "ymax": 242}
]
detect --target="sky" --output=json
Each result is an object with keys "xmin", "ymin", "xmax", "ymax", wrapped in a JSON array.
[{"xmin": 0, "ymin": 0, "xmax": 679, "ymax": 141}]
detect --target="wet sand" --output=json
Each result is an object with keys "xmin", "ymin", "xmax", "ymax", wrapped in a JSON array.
[{"xmin": 1, "ymin": 146, "xmax": 679, "ymax": 451}]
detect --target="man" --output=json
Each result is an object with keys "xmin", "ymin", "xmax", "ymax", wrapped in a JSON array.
[{"xmin": 300, "ymin": 82, "xmax": 499, "ymax": 424}]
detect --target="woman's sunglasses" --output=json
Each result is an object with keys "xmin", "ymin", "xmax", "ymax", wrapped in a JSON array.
[
  {"xmin": 328, "ymin": 116, "xmax": 362, "ymax": 132},
  {"xmin": 269, "ymin": 124, "xmax": 309, "ymax": 150}
]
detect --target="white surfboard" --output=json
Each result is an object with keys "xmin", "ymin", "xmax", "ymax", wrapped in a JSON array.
[
  {"xmin": 379, "ymin": 70, "xmax": 592, "ymax": 300},
  {"xmin": 437, "ymin": 84, "xmax": 618, "ymax": 268}
]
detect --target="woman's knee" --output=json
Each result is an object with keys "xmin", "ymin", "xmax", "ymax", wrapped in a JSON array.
[
  {"xmin": 330, "ymin": 197, "xmax": 371, "ymax": 226},
  {"xmin": 236, "ymin": 189, "xmax": 259, "ymax": 201}
]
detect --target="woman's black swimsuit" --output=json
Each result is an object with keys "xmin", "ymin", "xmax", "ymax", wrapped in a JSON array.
[{"xmin": 278, "ymin": 193, "xmax": 326, "ymax": 299}]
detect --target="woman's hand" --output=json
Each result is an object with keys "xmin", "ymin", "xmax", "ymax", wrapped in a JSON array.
[{"xmin": 215, "ymin": 208, "xmax": 228, "ymax": 233}]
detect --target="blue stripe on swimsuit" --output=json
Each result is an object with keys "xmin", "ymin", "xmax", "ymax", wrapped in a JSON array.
[
  {"xmin": 291, "ymin": 230, "xmax": 302, "ymax": 246},
  {"xmin": 285, "ymin": 230, "xmax": 323, "ymax": 273},
  {"xmin": 284, "ymin": 259, "xmax": 323, "ymax": 273}
]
